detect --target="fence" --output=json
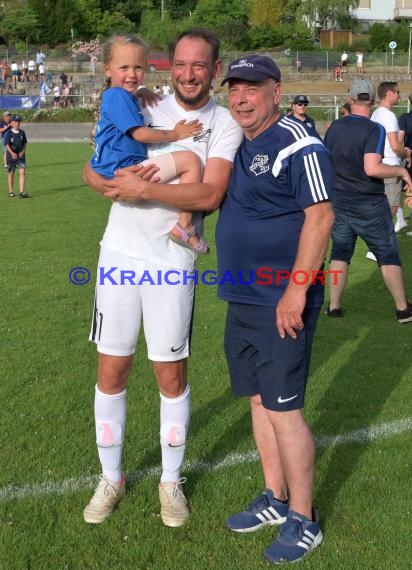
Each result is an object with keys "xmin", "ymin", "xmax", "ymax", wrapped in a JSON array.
[{"xmin": 3, "ymin": 47, "xmax": 412, "ymax": 76}]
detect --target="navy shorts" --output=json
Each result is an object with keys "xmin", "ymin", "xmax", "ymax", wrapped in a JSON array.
[
  {"xmin": 330, "ymin": 198, "xmax": 401, "ymax": 266},
  {"xmin": 7, "ymin": 158, "xmax": 25, "ymax": 172},
  {"xmin": 224, "ymin": 303, "xmax": 321, "ymax": 412}
]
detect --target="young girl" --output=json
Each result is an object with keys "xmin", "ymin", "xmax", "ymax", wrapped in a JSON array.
[{"xmin": 90, "ymin": 34, "xmax": 209, "ymax": 254}]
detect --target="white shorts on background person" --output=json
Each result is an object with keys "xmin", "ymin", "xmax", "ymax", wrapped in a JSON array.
[{"xmin": 90, "ymin": 248, "xmax": 194, "ymax": 361}]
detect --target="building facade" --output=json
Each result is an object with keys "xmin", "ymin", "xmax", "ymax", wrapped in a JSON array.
[{"xmin": 351, "ymin": 0, "xmax": 412, "ymax": 29}]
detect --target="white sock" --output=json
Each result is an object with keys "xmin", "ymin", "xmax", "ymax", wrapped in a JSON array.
[
  {"xmin": 396, "ymin": 207, "xmax": 406, "ymax": 224},
  {"xmin": 94, "ymin": 385, "xmax": 126, "ymax": 483},
  {"xmin": 160, "ymin": 385, "xmax": 191, "ymax": 483}
]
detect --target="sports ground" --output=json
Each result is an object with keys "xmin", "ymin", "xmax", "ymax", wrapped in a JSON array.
[{"xmin": 0, "ymin": 130, "xmax": 411, "ymax": 568}]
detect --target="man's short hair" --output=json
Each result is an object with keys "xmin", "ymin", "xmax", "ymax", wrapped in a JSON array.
[
  {"xmin": 169, "ymin": 28, "xmax": 220, "ymax": 64},
  {"xmin": 377, "ymin": 81, "xmax": 398, "ymax": 100}
]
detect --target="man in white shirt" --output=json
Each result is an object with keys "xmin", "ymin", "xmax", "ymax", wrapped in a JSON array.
[
  {"xmin": 28, "ymin": 59, "xmax": 36, "ymax": 82},
  {"xmin": 356, "ymin": 51, "xmax": 363, "ymax": 73},
  {"xmin": 371, "ymin": 82, "xmax": 411, "ymax": 234},
  {"xmin": 38, "ymin": 62, "xmax": 45, "ymax": 80},
  {"xmin": 341, "ymin": 50, "xmax": 348, "ymax": 73},
  {"xmin": 10, "ymin": 61, "xmax": 19, "ymax": 87},
  {"xmin": 82, "ymin": 29, "xmax": 242, "ymax": 528},
  {"xmin": 162, "ymin": 81, "xmax": 171, "ymax": 96}
]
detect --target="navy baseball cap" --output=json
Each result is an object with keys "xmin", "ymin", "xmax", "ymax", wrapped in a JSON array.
[
  {"xmin": 11, "ymin": 114, "xmax": 22, "ymax": 121},
  {"xmin": 221, "ymin": 55, "xmax": 281, "ymax": 86},
  {"xmin": 293, "ymin": 94, "xmax": 309, "ymax": 104}
]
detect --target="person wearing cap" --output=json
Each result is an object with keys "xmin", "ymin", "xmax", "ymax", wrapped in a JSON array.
[
  {"xmin": 4, "ymin": 114, "xmax": 29, "ymax": 198},
  {"xmin": 217, "ymin": 54, "xmax": 334, "ymax": 564},
  {"xmin": 371, "ymin": 82, "xmax": 410, "ymax": 235},
  {"xmin": 0, "ymin": 111, "xmax": 12, "ymax": 169},
  {"xmin": 324, "ymin": 78, "xmax": 412, "ymax": 323},
  {"xmin": 290, "ymin": 94, "xmax": 317, "ymax": 134}
]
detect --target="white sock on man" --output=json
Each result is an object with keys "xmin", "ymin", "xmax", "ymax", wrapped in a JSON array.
[
  {"xmin": 160, "ymin": 385, "xmax": 191, "ymax": 483},
  {"xmin": 94, "ymin": 385, "xmax": 126, "ymax": 483}
]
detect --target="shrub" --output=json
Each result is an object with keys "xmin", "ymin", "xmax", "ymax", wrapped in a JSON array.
[{"xmin": 26, "ymin": 107, "xmax": 95, "ymax": 123}]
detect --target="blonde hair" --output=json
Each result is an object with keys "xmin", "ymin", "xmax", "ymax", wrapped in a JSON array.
[
  {"xmin": 91, "ymin": 35, "xmax": 148, "ymax": 149},
  {"xmin": 102, "ymin": 34, "xmax": 148, "ymax": 89}
]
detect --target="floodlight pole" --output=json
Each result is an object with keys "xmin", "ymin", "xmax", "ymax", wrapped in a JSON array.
[{"xmin": 408, "ymin": 23, "xmax": 412, "ymax": 76}]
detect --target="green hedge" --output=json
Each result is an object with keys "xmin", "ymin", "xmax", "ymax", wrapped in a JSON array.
[{"xmin": 2, "ymin": 107, "xmax": 96, "ymax": 123}]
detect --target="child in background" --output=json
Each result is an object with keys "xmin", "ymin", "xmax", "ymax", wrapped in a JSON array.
[
  {"xmin": 334, "ymin": 64, "xmax": 343, "ymax": 82},
  {"xmin": 91, "ymin": 34, "xmax": 209, "ymax": 254},
  {"xmin": 4, "ymin": 114, "xmax": 28, "ymax": 198}
]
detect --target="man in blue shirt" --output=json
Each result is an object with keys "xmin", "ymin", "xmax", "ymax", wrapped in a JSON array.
[
  {"xmin": 217, "ymin": 55, "xmax": 334, "ymax": 564},
  {"xmin": 324, "ymin": 78, "xmax": 412, "ymax": 322}
]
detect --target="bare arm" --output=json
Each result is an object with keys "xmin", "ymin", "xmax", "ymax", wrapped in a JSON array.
[
  {"xmin": 102, "ymin": 156, "xmax": 234, "ymax": 212},
  {"xmin": 275, "ymin": 201, "xmax": 335, "ymax": 339},
  {"xmin": 387, "ymin": 131, "xmax": 411, "ymax": 163},
  {"xmin": 364, "ymin": 153, "xmax": 412, "ymax": 190},
  {"xmin": 130, "ymin": 120, "xmax": 202, "ymax": 145},
  {"xmin": 82, "ymin": 161, "xmax": 160, "ymax": 197},
  {"xmin": 83, "ymin": 162, "xmax": 107, "ymax": 195}
]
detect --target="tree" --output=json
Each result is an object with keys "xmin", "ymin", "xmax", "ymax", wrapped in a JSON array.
[
  {"xmin": 369, "ymin": 21, "xmax": 410, "ymax": 52},
  {"xmin": 0, "ymin": 5, "xmax": 39, "ymax": 46},
  {"xmin": 298, "ymin": 0, "xmax": 360, "ymax": 31},
  {"xmin": 95, "ymin": 11, "xmax": 136, "ymax": 37},
  {"xmin": 139, "ymin": 9, "xmax": 177, "ymax": 50},
  {"xmin": 247, "ymin": 0, "xmax": 286, "ymax": 28},
  {"xmin": 247, "ymin": 25, "xmax": 286, "ymax": 49},
  {"xmin": 191, "ymin": 0, "xmax": 249, "ymax": 48},
  {"xmin": 27, "ymin": 0, "xmax": 78, "ymax": 45}
]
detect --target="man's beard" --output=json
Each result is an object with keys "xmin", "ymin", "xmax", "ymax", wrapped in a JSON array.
[{"xmin": 173, "ymin": 82, "xmax": 210, "ymax": 107}]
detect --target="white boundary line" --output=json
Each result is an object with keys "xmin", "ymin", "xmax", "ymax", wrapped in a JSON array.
[{"xmin": 1, "ymin": 417, "xmax": 411, "ymax": 503}]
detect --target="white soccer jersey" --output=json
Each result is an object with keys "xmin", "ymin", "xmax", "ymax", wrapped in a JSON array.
[{"xmin": 100, "ymin": 94, "xmax": 243, "ymax": 270}]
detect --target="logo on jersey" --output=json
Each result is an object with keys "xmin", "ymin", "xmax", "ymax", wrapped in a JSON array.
[
  {"xmin": 193, "ymin": 128, "xmax": 211, "ymax": 143},
  {"xmin": 250, "ymin": 154, "xmax": 269, "ymax": 176}
]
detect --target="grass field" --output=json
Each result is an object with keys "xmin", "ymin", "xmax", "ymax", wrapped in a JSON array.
[{"xmin": 0, "ymin": 143, "xmax": 411, "ymax": 570}]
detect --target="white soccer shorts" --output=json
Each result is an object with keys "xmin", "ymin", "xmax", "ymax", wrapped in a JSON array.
[{"xmin": 90, "ymin": 248, "xmax": 195, "ymax": 361}]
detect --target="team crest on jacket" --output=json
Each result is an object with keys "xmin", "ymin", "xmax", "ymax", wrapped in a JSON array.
[{"xmin": 250, "ymin": 154, "xmax": 269, "ymax": 176}]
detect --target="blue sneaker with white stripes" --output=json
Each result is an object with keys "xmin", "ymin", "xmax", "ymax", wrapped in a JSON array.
[
  {"xmin": 225, "ymin": 489, "xmax": 288, "ymax": 532},
  {"xmin": 264, "ymin": 508, "xmax": 323, "ymax": 564}
]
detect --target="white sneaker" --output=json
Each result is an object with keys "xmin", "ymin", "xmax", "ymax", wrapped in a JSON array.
[
  {"xmin": 159, "ymin": 477, "xmax": 189, "ymax": 527},
  {"xmin": 83, "ymin": 474, "xmax": 126, "ymax": 524},
  {"xmin": 394, "ymin": 220, "xmax": 407, "ymax": 232},
  {"xmin": 366, "ymin": 251, "xmax": 377, "ymax": 261}
]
